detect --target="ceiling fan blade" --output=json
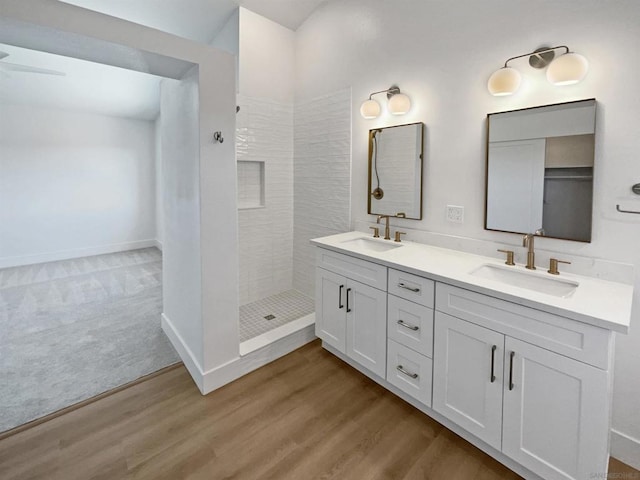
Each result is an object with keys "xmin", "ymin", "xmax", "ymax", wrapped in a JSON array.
[
  {"xmin": 0, "ymin": 51, "xmax": 9, "ymax": 60},
  {"xmin": 0, "ymin": 62, "xmax": 66, "ymax": 76}
]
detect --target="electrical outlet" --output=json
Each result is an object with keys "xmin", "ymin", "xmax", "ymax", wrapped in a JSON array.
[{"xmin": 446, "ymin": 205, "xmax": 464, "ymax": 223}]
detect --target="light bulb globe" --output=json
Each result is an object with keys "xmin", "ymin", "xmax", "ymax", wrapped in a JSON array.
[
  {"xmin": 546, "ymin": 52, "xmax": 589, "ymax": 86},
  {"xmin": 360, "ymin": 99, "xmax": 381, "ymax": 119},
  {"xmin": 487, "ymin": 67, "xmax": 522, "ymax": 96},
  {"xmin": 388, "ymin": 93, "xmax": 411, "ymax": 115}
]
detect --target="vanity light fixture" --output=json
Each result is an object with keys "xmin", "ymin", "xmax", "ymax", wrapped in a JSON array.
[
  {"xmin": 360, "ymin": 85, "xmax": 411, "ymax": 118},
  {"xmin": 487, "ymin": 46, "xmax": 589, "ymax": 96}
]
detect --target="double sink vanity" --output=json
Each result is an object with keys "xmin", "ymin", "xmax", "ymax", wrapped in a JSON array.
[
  {"xmin": 311, "ymin": 231, "xmax": 632, "ymax": 480},
  {"xmin": 313, "ymin": 97, "xmax": 635, "ymax": 479}
]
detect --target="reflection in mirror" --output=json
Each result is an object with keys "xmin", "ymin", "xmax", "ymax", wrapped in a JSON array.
[
  {"xmin": 485, "ymin": 99, "xmax": 596, "ymax": 242},
  {"xmin": 368, "ymin": 122, "xmax": 424, "ymax": 220}
]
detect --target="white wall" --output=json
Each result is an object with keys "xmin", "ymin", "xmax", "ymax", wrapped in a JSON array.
[
  {"xmin": 210, "ymin": 9, "xmax": 239, "ymax": 94},
  {"xmin": 231, "ymin": 8, "xmax": 296, "ymax": 305},
  {"xmin": 239, "ymin": 8, "xmax": 294, "ymax": 104},
  {"xmin": 0, "ymin": 0, "xmax": 239, "ymax": 391},
  {"xmin": 0, "ymin": 104, "xmax": 156, "ymax": 267},
  {"xmin": 236, "ymin": 95, "xmax": 294, "ymax": 304},
  {"xmin": 160, "ymin": 72, "xmax": 203, "ymax": 369},
  {"xmin": 293, "ymin": 88, "xmax": 352, "ymax": 297},
  {"xmin": 295, "ymin": 0, "xmax": 640, "ymax": 467},
  {"xmin": 154, "ymin": 115, "xmax": 163, "ymax": 249}
]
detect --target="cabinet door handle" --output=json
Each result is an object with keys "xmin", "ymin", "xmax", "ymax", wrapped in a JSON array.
[
  {"xmin": 397, "ymin": 319, "xmax": 420, "ymax": 331},
  {"xmin": 490, "ymin": 345, "xmax": 497, "ymax": 383},
  {"xmin": 509, "ymin": 351, "xmax": 515, "ymax": 391},
  {"xmin": 346, "ymin": 288, "xmax": 352, "ymax": 312},
  {"xmin": 398, "ymin": 282, "xmax": 420, "ymax": 293},
  {"xmin": 396, "ymin": 365, "xmax": 419, "ymax": 379},
  {"xmin": 338, "ymin": 285, "xmax": 344, "ymax": 309}
]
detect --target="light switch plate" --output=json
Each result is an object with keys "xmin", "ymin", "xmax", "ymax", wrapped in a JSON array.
[{"xmin": 446, "ymin": 205, "xmax": 464, "ymax": 223}]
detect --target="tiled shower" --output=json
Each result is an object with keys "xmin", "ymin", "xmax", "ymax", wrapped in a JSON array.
[{"xmin": 236, "ymin": 88, "xmax": 351, "ymax": 345}]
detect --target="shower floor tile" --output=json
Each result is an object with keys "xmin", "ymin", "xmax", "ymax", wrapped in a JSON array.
[{"xmin": 239, "ymin": 290, "xmax": 314, "ymax": 342}]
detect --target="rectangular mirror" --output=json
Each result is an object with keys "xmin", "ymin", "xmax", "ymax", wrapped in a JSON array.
[
  {"xmin": 368, "ymin": 122, "xmax": 424, "ymax": 219},
  {"xmin": 485, "ymin": 99, "xmax": 596, "ymax": 242}
]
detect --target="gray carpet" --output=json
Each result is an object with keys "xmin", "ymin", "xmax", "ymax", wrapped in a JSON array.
[{"xmin": 0, "ymin": 247, "xmax": 179, "ymax": 433}]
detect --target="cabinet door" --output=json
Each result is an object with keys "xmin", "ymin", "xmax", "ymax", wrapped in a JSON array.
[
  {"xmin": 502, "ymin": 337, "xmax": 609, "ymax": 480},
  {"xmin": 315, "ymin": 268, "xmax": 346, "ymax": 352},
  {"xmin": 345, "ymin": 279, "xmax": 387, "ymax": 378},
  {"xmin": 433, "ymin": 312, "xmax": 505, "ymax": 450}
]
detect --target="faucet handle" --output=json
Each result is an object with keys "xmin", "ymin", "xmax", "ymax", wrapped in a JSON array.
[
  {"xmin": 548, "ymin": 258, "xmax": 571, "ymax": 275},
  {"xmin": 394, "ymin": 231, "xmax": 406, "ymax": 243},
  {"xmin": 369, "ymin": 226, "xmax": 380, "ymax": 238},
  {"xmin": 497, "ymin": 249, "xmax": 515, "ymax": 266}
]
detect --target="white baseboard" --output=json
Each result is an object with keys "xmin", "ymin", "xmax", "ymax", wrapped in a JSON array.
[
  {"xmin": 161, "ymin": 313, "xmax": 205, "ymax": 393},
  {"xmin": 201, "ymin": 323, "xmax": 316, "ymax": 394},
  {"xmin": 0, "ymin": 239, "xmax": 158, "ymax": 269},
  {"xmin": 161, "ymin": 312, "xmax": 316, "ymax": 396},
  {"xmin": 611, "ymin": 428, "xmax": 640, "ymax": 470}
]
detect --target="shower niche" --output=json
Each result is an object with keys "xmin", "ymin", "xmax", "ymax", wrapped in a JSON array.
[
  {"xmin": 368, "ymin": 122, "xmax": 424, "ymax": 220},
  {"xmin": 237, "ymin": 160, "xmax": 265, "ymax": 209}
]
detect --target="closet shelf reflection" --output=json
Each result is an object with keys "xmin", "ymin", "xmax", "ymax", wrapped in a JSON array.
[
  {"xmin": 616, "ymin": 204, "xmax": 640, "ymax": 215},
  {"xmin": 544, "ymin": 175, "xmax": 593, "ymax": 180}
]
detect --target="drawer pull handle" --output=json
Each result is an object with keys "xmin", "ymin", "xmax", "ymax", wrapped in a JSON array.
[
  {"xmin": 396, "ymin": 365, "xmax": 419, "ymax": 379},
  {"xmin": 397, "ymin": 319, "xmax": 420, "ymax": 331},
  {"xmin": 338, "ymin": 285, "xmax": 344, "ymax": 309},
  {"xmin": 346, "ymin": 288, "xmax": 352, "ymax": 313},
  {"xmin": 509, "ymin": 351, "xmax": 515, "ymax": 391},
  {"xmin": 490, "ymin": 345, "xmax": 497, "ymax": 383},
  {"xmin": 398, "ymin": 282, "xmax": 420, "ymax": 293}
]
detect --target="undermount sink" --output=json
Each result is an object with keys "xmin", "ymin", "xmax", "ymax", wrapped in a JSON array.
[
  {"xmin": 470, "ymin": 263, "xmax": 579, "ymax": 298},
  {"xmin": 340, "ymin": 237, "xmax": 403, "ymax": 253}
]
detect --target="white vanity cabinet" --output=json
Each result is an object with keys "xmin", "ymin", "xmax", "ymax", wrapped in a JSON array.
[
  {"xmin": 312, "ymin": 233, "xmax": 628, "ymax": 480},
  {"xmin": 434, "ymin": 283, "xmax": 612, "ymax": 480},
  {"xmin": 315, "ymin": 249, "xmax": 388, "ymax": 377},
  {"xmin": 386, "ymin": 269, "xmax": 435, "ymax": 406},
  {"xmin": 432, "ymin": 312, "xmax": 505, "ymax": 450}
]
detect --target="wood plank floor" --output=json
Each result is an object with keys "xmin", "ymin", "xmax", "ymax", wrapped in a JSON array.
[{"xmin": 1, "ymin": 340, "xmax": 637, "ymax": 480}]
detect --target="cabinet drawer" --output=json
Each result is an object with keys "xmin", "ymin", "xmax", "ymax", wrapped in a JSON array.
[
  {"xmin": 387, "ymin": 295, "xmax": 434, "ymax": 357},
  {"xmin": 435, "ymin": 283, "xmax": 611, "ymax": 369},
  {"xmin": 387, "ymin": 339, "xmax": 433, "ymax": 407},
  {"xmin": 316, "ymin": 248, "xmax": 387, "ymax": 290},
  {"xmin": 388, "ymin": 269, "xmax": 434, "ymax": 308}
]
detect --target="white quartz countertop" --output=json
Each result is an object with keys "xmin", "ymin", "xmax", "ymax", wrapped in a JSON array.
[{"xmin": 311, "ymin": 231, "xmax": 633, "ymax": 334}]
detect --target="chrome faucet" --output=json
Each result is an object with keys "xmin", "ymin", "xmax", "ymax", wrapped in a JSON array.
[
  {"xmin": 522, "ymin": 233, "xmax": 536, "ymax": 270},
  {"xmin": 377, "ymin": 215, "xmax": 391, "ymax": 240}
]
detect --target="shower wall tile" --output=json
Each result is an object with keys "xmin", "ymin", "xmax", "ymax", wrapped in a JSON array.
[
  {"xmin": 237, "ymin": 95, "xmax": 294, "ymax": 305},
  {"xmin": 293, "ymin": 88, "xmax": 352, "ymax": 298}
]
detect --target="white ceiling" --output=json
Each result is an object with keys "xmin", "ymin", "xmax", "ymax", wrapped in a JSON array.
[
  {"xmin": 0, "ymin": 43, "xmax": 162, "ymax": 120},
  {"xmin": 0, "ymin": 1, "xmax": 325, "ymax": 120},
  {"xmin": 61, "ymin": 0, "xmax": 327, "ymax": 41}
]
